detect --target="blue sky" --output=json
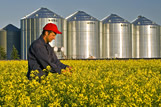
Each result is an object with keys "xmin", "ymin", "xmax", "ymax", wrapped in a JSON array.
[{"xmin": 0, "ymin": 0, "xmax": 161, "ymax": 28}]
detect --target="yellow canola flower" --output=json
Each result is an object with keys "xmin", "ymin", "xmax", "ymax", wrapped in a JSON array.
[{"xmin": 0, "ymin": 60, "xmax": 161, "ymax": 106}]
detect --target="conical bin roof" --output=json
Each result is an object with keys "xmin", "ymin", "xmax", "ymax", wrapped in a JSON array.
[
  {"xmin": 66, "ymin": 11, "xmax": 98, "ymax": 21},
  {"xmin": 21, "ymin": 7, "xmax": 63, "ymax": 19},
  {"xmin": 3, "ymin": 24, "xmax": 20, "ymax": 31},
  {"xmin": 102, "ymin": 14, "xmax": 129, "ymax": 24},
  {"xmin": 132, "ymin": 16, "xmax": 157, "ymax": 25}
]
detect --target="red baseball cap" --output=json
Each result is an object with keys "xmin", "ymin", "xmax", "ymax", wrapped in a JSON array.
[{"xmin": 43, "ymin": 23, "xmax": 62, "ymax": 34}]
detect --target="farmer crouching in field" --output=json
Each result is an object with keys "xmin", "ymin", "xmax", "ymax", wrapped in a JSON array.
[{"xmin": 27, "ymin": 23, "xmax": 72, "ymax": 80}]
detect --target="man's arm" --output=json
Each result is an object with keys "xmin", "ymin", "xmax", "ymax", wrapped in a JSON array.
[{"xmin": 55, "ymin": 58, "xmax": 69, "ymax": 69}]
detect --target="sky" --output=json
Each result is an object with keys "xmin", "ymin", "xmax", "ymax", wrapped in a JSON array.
[{"xmin": 0, "ymin": 0, "xmax": 161, "ymax": 29}]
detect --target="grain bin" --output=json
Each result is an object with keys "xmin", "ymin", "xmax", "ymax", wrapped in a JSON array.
[
  {"xmin": 21, "ymin": 7, "xmax": 67, "ymax": 59},
  {"xmin": 0, "ymin": 30, "xmax": 7, "ymax": 53},
  {"xmin": 66, "ymin": 11, "xmax": 100, "ymax": 59},
  {"xmin": 132, "ymin": 16, "xmax": 160, "ymax": 58},
  {"xmin": 0, "ymin": 24, "xmax": 21, "ymax": 59},
  {"xmin": 102, "ymin": 14, "xmax": 132, "ymax": 58}
]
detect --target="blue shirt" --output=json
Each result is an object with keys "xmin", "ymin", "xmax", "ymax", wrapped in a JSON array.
[{"xmin": 27, "ymin": 36, "xmax": 68, "ymax": 79}]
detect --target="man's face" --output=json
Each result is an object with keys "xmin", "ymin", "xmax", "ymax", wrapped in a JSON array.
[{"xmin": 45, "ymin": 31, "xmax": 57, "ymax": 43}]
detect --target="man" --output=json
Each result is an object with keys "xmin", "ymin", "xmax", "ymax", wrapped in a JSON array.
[{"xmin": 27, "ymin": 23, "xmax": 71, "ymax": 79}]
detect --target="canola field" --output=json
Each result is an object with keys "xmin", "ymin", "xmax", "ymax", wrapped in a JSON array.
[{"xmin": 0, "ymin": 60, "xmax": 161, "ymax": 106}]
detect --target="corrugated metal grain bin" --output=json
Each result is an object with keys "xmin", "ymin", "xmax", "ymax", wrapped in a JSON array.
[
  {"xmin": 1, "ymin": 24, "xmax": 21, "ymax": 59},
  {"xmin": 132, "ymin": 16, "xmax": 160, "ymax": 58},
  {"xmin": 66, "ymin": 11, "xmax": 100, "ymax": 59},
  {"xmin": 102, "ymin": 14, "xmax": 132, "ymax": 58},
  {"xmin": 0, "ymin": 30, "xmax": 7, "ymax": 53},
  {"xmin": 21, "ymin": 7, "xmax": 67, "ymax": 59}
]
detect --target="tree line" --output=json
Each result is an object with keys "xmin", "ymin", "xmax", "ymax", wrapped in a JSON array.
[{"xmin": 0, "ymin": 45, "xmax": 20, "ymax": 60}]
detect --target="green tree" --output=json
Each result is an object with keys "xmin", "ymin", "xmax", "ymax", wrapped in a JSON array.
[
  {"xmin": 11, "ymin": 45, "xmax": 20, "ymax": 60},
  {"xmin": 0, "ymin": 46, "xmax": 7, "ymax": 60}
]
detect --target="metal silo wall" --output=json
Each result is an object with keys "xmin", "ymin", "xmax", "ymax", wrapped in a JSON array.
[
  {"xmin": 132, "ymin": 24, "xmax": 136, "ymax": 58},
  {"xmin": 160, "ymin": 26, "xmax": 161, "ymax": 57},
  {"xmin": 7, "ymin": 30, "xmax": 21, "ymax": 59},
  {"xmin": 20, "ymin": 20, "xmax": 24, "ymax": 59},
  {"xmin": 99, "ymin": 22, "xmax": 103, "ymax": 58},
  {"xmin": 67, "ymin": 21, "xmax": 100, "ymax": 59},
  {"xmin": 0, "ymin": 30, "xmax": 7, "ymax": 53},
  {"xmin": 132, "ymin": 25, "xmax": 160, "ymax": 58},
  {"xmin": 21, "ymin": 18, "xmax": 65, "ymax": 59},
  {"xmin": 62, "ymin": 19, "xmax": 67, "ymax": 59},
  {"xmin": 21, "ymin": 19, "xmax": 27, "ymax": 60},
  {"xmin": 102, "ymin": 23, "xmax": 132, "ymax": 58}
]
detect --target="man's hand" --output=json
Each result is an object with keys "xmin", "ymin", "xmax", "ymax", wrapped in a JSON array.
[
  {"xmin": 61, "ymin": 66, "xmax": 73, "ymax": 74},
  {"xmin": 61, "ymin": 69, "xmax": 67, "ymax": 74},
  {"xmin": 67, "ymin": 66, "xmax": 72, "ymax": 70}
]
